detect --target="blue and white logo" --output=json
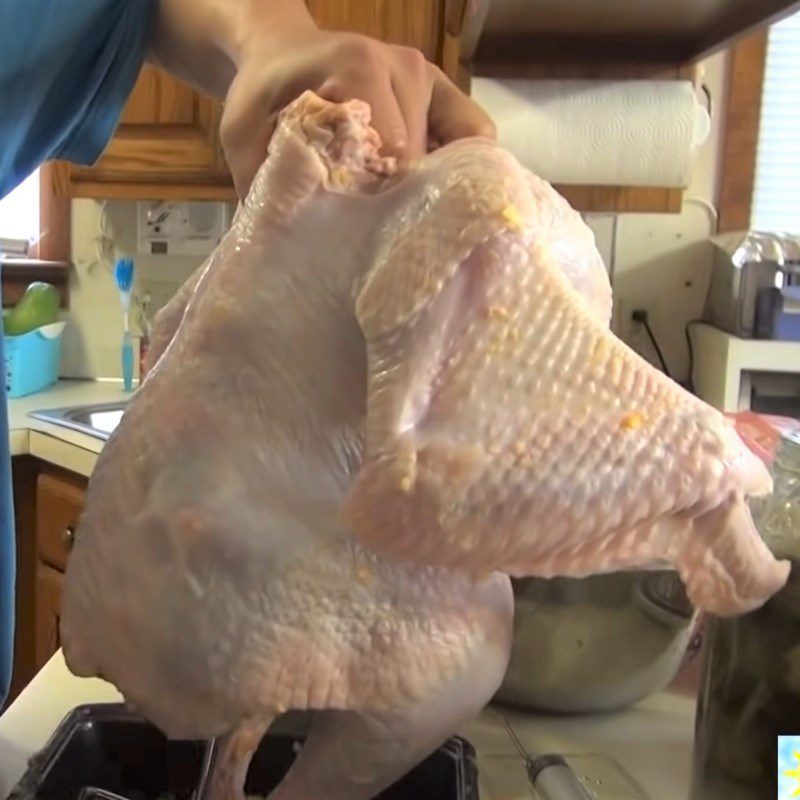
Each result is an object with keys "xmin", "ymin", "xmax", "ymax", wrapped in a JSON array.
[{"xmin": 779, "ymin": 736, "xmax": 800, "ymax": 798}]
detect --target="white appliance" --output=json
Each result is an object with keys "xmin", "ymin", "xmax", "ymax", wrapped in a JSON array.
[
  {"xmin": 136, "ymin": 201, "xmax": 234, "ymax": 256},
  {"xmin": 690, "ymin": 323, "xmax": 800, "ymax": 416}
]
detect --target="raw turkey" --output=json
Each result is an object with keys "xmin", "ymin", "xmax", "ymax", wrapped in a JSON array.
[{"xmin": 61, "ymin": 91, "xmax": 789, "ymax": 800}]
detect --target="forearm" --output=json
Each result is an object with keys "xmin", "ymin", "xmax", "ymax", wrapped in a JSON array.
[
  {"xmin": 149, "ymin": 0, "xmax": 493, "ymax": 198},
  {"xmin": 149, "ymin": 0, "xmax": 315, "ymax": 98}
]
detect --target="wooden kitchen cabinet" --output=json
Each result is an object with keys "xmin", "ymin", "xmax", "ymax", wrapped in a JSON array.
[
  {"xmin": 48, "ymin": 0, "xmax": 800, "ymax": 211},
  {"xmin": 54, "ymin": 65, "xmax": 233, "ymax": 202},
  {"xmin": 34, "ymin": 565, "xmax": 65, "ymax": 672},
  {"xmin": 36, "ymin": 471, "xmax": 86, "ymax": 573},
  {"xmin": 6, "ymin": 460, "xmax": 86, "ymax": 706},
  {"xmin": 307, "ymin": 0, "xmax": 442, "ymax": 60},
  {"xmin": 52, "ymin": 2, "xmax": 444, "ymax": 203},
  {"xmin": 33, "ymin": 467, "xmax": 85, "ymax": 673}
]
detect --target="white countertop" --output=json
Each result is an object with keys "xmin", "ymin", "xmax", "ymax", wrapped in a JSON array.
[
  {"xmin": 0, "ymin": 651, "xmax": 696, "ymax": 800},
  {"xmin": 9, "ymin": 379, "xmax": 130, "ymax": 476},
  {"xmin": 3, "ymin": 380, "xmax": 698, "ymax": 799},
  {"xmin": 691, "ymin": 323, "xmax": 800, "ymax": 412}
]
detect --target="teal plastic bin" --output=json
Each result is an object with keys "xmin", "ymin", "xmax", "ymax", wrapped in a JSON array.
[{"xmin": 4, "ymin": 322, "xmax": 66, "ymax": 398}]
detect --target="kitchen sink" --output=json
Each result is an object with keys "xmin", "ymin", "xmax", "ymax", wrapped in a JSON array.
[{"xmin": 29, "ymin": 401, "xmax": 128, "ymax": 441}]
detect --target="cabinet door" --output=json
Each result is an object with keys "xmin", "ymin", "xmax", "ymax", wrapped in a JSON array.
[
  {"xmin": 33, "ymin": 466, "xmax": 87, "ymax": 673},
  {"xmin": 308, "ymin": 0, "xmax": 443, "ymax": 60},
  {"xmin": 34, "ymin": 564, "xmax": 64, "ymax": 672},
  {"xmin": 58, "ymin": 66, "xmax": 235, "ymax": 201},
  {"xmin": 36, "ymin": 471, "xmax": 84, "ymax": 571}
]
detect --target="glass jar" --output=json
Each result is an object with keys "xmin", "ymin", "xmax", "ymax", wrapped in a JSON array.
[{"xmin": 691, "ymin": 428, "xmax": 800, "ymax": 799}]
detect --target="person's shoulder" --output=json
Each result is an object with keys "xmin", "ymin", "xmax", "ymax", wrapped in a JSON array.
[{"xmin": 48, "ymin": 0, "xmax": 157, "ymax": 167}]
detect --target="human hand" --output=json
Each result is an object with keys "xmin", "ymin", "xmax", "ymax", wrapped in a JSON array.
[{"xmin": 221, "ymin": 22, "xmax": 495, "ymax": 199}]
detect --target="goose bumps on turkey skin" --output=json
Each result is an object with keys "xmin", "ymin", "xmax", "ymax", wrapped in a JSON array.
[{"xmin": 61, "ymin": 92, "xmax": 789, "ymax": 800}]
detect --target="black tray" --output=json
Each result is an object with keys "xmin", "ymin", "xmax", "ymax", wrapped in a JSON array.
[{"xmin": 6, "ymin": 704, "xmax": 479, "ymax": 800}]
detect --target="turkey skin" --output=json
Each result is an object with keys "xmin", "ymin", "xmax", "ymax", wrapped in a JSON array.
[{"xmin": 61, "ymin": 91, "xmax": 787, "ymax": 800}]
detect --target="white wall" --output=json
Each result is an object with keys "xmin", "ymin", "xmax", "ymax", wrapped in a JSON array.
[
  {"xmin": 61, "ymin": 201, "xmax": 206, "ymax": 379},
  {"xmin": 61, "ymin": 52, "xmax": 728, "ymax": 382}
]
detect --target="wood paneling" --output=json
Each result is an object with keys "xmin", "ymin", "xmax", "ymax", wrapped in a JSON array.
[
  {"xmin": 13, "ymin": 163, "xmax": 73, "ymax": 311},
  {"xmin": 66, "ymin": 180, "xmax": 237, "ymax": 203},
  {"xmin": 34, "ymin": 565, "xmax": 64, "ymax": 672},
  {"xmin": 59, "ymin": 67, "xmax": 233, "ymax": 201},
  {"xmin": 307, "ymin": 0, "xmax": 443, "ymax": 60},
  {"xmin": 36, "ymin": 472, "xmax": 84, "ymax": 572},
  {"xmin": 9, "ymin": 463, "xmax": 88, "ymax": 698},
  {"xmin": 556, "ymin": 185, "xmax": 684, "ymax": 214},
  {"xmin": 717, "ymin": 31, "xmax": 769, "ymax": 232},
  {"xmin": 32, "ymin": 164, "xmax": 71, "ymax": 263},
  {"xmin": 120, "ymin": 65, "xmax": 196, "ymax": 125}
]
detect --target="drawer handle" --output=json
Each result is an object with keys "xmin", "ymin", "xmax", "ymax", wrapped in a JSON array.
[{"xmin": 62, "ymin": 525, "xmax": 76, "ymax": 549}]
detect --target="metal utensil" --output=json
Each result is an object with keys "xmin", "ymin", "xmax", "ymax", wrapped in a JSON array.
[{"xmin": 502, "ymin": 717, "xmax": 595, "ymax": 800}]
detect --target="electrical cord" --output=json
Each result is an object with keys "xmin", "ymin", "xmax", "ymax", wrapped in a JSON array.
[
  {"xmin": 640, "ymin": 317, "xmax": 672, "ymax": 379},
  {"xmin": 685, "ymin": 318, "xmax": 704, "ymax": 394},
  {"xmin": 631, "ymin": 310, "xmax": 672, "ymax": 378},
  {"xmin": 684, "ymin": 196, "xmax": 719, "ymax": 233}
]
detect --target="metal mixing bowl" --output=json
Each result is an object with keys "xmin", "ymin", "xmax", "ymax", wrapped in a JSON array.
[{"xmin": 494, "ymin": 571, "xmax": 697, "ymax": 714}]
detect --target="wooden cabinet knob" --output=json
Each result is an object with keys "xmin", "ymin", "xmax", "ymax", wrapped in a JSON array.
[{"xmin": 62, "ymin": 525, "xmax": 76, "ymax": 549}]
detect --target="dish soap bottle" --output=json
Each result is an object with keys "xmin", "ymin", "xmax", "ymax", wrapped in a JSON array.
[
  {"xmin": 691, "ymin": 428, "xmax": 800, "ymax": 799},
  {"xmin": 136, "ymin": 292, "xmax": 153, "ymax": 384}
]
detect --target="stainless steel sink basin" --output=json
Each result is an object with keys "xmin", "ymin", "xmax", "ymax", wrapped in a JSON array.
[{"xmin": 29, "ymin": 401, "xmax": 128, "ymax": 441}]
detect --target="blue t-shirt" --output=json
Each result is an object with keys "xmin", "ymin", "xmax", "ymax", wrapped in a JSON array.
[{"xmin": 0, "ymin": 0, "xmax": 156, "ymax": 706}]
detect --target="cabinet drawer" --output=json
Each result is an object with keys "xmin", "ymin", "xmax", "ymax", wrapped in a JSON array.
[
  {"xmin": 36, "ymin": 471, "xmax": 86, "ymax": 570},
  {"xmin": 35, "ymin": 564, "xmax": 64, "ymax": 671}
]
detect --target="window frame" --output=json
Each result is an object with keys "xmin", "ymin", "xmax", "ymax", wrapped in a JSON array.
[
  {"xmin": 717, "ymin": 30, "xmax": 769, "ymax": 232},
  {"xmin": 2, "ymin": 163, "xmax": 70, "ymax": 307}
]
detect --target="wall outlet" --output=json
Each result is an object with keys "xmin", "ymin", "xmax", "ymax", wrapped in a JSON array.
[
  {"xmin": 136, "ymin": 279, "xmax": 178, "ymax": 315},
  {"xmin": 612, "ymin": 298, "xmax": 646, "ymax": 347}
]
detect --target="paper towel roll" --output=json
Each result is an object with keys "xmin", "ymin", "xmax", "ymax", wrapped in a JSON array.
[{"xmin": 471, "ymin": 78, "xmax": 711, "ymax": 188}]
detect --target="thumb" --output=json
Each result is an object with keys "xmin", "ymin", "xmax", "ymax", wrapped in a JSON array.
[
  {"xmin": 220, "ymin": 80, "xmax": 279, "ymax": 200},
  {"xmin": 427, "ymin": 67, "xmax": 496, "ymax": 146}
]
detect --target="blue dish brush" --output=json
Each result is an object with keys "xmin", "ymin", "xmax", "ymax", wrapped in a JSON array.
[{"xmin": 114, "ymin": 257, "xmax": 135, "ymax": 392}]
